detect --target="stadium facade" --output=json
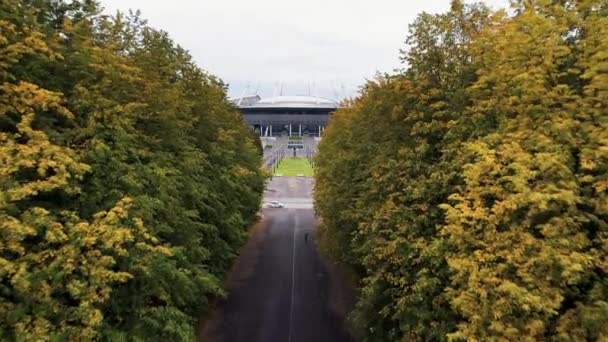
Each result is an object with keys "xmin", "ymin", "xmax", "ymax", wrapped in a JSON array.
[{"xmin": 233, "ymin": 95, "xmax": 338, "ymax": 137}]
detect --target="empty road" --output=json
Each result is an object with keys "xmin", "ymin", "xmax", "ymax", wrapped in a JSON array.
[{"xmin": 199, "ymin": 177, "xmax": 353, "ymax": 342}]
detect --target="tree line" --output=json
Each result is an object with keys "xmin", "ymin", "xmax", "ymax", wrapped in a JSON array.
[
  {"xmin": 1, "ymin": 0, "xmax": 265, "ymax": 340},
  {"xmin": 314, "ymin": 0, "xmax": 607, "ymax": 340}
]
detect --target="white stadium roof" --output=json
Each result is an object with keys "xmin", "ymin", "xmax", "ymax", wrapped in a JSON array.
[{"xmin": 240, "ymin": 95, "xmax": 338, "ymax": 109}]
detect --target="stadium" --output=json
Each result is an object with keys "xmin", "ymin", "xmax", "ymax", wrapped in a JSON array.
[{"xmin": 234, "ymin": 95, "xmax": 338, "ymax": 137}]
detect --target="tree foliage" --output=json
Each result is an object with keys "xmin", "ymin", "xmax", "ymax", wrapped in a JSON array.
[
  {"xmin": 1, "ymin": 0, "xmax": 265, "ymax": 340},
  {"xmin": 315, "ymin": 0, "xmax": 608, "ymax": 340}
]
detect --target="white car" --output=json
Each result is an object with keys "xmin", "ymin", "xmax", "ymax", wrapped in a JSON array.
[{"xmin": 267, "ymin": 200, "xmax": 285, "ymax": 208}]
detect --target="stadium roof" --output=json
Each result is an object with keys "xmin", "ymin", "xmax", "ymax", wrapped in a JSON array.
[
  {"xmin": 238, "ymin": 95, "xmax": 338, "ymax": 109},
  {"xmin": 230, "ymin": 95, "xmax": 261, "ymax": 106}
]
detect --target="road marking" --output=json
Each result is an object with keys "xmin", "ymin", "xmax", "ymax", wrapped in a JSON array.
[{"xmin": 288, "ymin": 212, "xmax": 298, "ymax": 342}]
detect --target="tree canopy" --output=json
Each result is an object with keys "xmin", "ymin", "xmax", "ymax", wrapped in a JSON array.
[
  {"xmin": 315, "ymin": 0, "xmax": 608, "ymax": 340},
  {"xmin": 0, "ymin": 0, "xmax": 265, "ymax": 340}
]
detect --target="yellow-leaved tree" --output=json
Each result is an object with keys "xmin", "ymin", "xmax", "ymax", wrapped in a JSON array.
[
  {"xmin": 315, "ymin": 0, "xmax": 607, "ymax": 340},
  {"xmin": 441, "ymin": 1, "xmax": 608, "ymax": 340},
  {"xmin": 0, "ymin": 19, "xmax": 162, "ymax": 340}
]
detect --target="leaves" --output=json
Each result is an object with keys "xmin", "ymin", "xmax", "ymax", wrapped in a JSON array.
[
  {"xmin": 315, "ymin": 0, "xmax": 608, "ymax": 340},
  {"xmin": 0, "ymin": 1, "xmax": 264, "ymax": 340}
]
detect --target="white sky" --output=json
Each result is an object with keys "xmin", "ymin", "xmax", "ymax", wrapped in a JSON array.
[{"xmin": 100, "ymin": 0, "xmax": 508, "ymax": 99}]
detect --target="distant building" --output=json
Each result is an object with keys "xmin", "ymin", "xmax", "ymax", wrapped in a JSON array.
[{"xmin": 234, "ymin": 95, "xmax": 337, "ymax": 137}]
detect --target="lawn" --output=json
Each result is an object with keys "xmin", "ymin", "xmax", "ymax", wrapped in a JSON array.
[{"xmin": 274, "ymin": 157, "xmax": 314, "ymax": 176}]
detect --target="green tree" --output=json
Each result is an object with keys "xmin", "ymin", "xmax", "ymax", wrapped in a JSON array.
[
  {"xmin": 316, "ymin": 2, "xmax": 492, "ymax": 340},
  {"xmin": 0, "ymin": 16, "xmax": 164, "ymax": 340},
  {"xmin": 1, "ymin": 0, "xmax": 265, "ymax": 340},
  {"xmin": 315, "ymin": 0, "xmax": 608, "ymax": 341},
  {"xmin": 442, "ymin": 1, "xmax": 608, "ymax": 339}
]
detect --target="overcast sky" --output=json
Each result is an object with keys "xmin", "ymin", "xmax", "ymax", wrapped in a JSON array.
[{"xmin": 100, "ymin": 0, "xmax": 507, "ymax": 100}]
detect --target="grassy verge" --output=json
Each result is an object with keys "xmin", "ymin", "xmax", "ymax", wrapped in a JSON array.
[{"xmin": 273, "ymin": 157, "xmax": 313, "ymax": 176}]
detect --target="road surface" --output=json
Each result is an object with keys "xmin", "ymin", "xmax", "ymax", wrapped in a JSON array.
[{"xmin": 199, "ymin": 177, "xmax": 353, "ymax": 342}]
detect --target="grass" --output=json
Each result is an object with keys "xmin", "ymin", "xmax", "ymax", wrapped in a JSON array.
[{"xmin": 273, "ymin": 157, "xmax": 314, "ymax": 176}]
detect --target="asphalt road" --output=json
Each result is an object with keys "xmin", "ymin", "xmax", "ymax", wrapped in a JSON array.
[
  {"xmin": 199, "ymin": 177, "xmax": 353, "ymax": 342},
  {"xmin": 264, "ymin": 177, "xmax": 313, "ymax": 209}
]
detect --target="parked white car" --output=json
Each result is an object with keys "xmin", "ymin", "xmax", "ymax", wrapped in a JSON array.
[{"xmin": 267, "ymin": 200, "xmax": 285, "ymax": 208}]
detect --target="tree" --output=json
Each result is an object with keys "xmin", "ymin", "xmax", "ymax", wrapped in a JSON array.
[
  {"xmin": 0, "ymin": 15, "xmax": 164, "ymax": 340},
  {"xmin": 442, "ymin": 1, "xmax": 608, "ymax": 339},
  {"xmin": 315, "ymin": 0, "xmax": 608, "ymax": 340},
  {"xmin": 316, "ymin": 2, "xmax": 493, "ymax": 340},
  {"xmin": 1, "ymin": 1, "xmax": 265, "ymax": 339}
]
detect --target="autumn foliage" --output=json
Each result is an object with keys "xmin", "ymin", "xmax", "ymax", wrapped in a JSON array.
[
  {"xmin": 1, "ymin": 1, "xmax": 264, "ymax": 340},
  {"xmin": 315, "ymin": 0, "xmax": 608, "ymax": 340}
]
